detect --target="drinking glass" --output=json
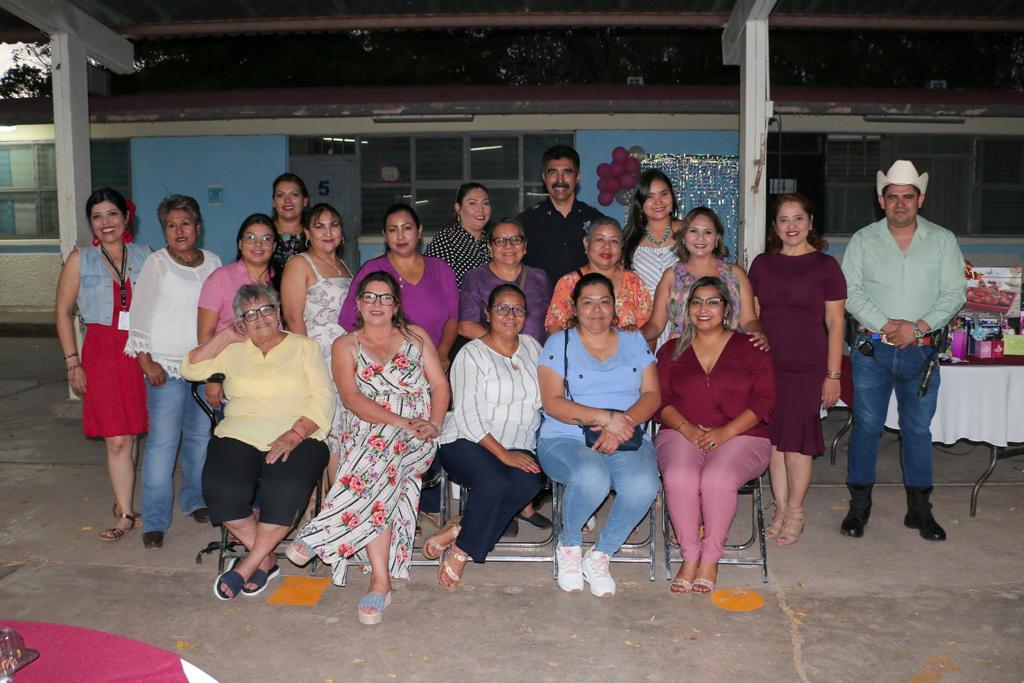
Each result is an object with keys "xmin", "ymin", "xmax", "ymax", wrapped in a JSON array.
[{"xmin": 0, "ymin": 626, "xmax": 24, "ymax": 683}]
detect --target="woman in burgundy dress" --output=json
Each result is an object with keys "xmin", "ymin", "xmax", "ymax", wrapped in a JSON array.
[{"xmin": 748, "ymin": 193, "xmax": 846, "ymax": 545}]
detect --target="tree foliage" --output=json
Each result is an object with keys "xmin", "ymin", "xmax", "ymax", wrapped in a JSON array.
[
  {"xmin": 6, "ymin": 28, "xmax": 1023, "ymax": 98},
  {"xmin": 0, "ymin": 44, "xmax": 50, "ymax": 98}
]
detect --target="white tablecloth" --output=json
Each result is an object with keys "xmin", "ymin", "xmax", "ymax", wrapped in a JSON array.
[{"xmin": 883, "ymin": 364, "xmax": 1024, "ymax": 447}]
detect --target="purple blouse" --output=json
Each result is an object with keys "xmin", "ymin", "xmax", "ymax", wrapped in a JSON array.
[
  {"xmin": 459, "ymin": 263, "xmax": 553, "ymax": 344},
  {"xmin": 338, "ymin": 254, "xmax": 459, "ymax": 348}
]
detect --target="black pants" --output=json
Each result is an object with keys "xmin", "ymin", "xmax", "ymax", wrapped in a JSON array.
[
  {"xmin": 202, "ymin": 436, "xmax": 328, "ymax": 527},
  {"xmin": 440, "ymin": 438, "xmax": 543, "ymax": 563}
]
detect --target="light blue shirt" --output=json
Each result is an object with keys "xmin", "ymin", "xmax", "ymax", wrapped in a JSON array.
[
  {"xmin": 842, "ymin": 215, "xmax": 965, "ymax": 331},
  {"xmin": 538, "ymin": 328, "xmax": 654, "ymax": 442}
]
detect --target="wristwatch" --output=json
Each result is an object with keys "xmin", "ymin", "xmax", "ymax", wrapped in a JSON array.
[{"xmin": 912, "ymin": 323, "xmax": 924, "ymax": 339}]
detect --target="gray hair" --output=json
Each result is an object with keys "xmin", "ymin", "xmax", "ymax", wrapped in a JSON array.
[
  {"xmin": 584, "ymin": 216, "xmax": 622, "ymax": 236},
  {"xmin": 232, "ymin": 284, "xmax": 280, "ymax": 320},
  {"xmin": 157, "ymin": 194, "xmax": 202, "ymax": 229}
]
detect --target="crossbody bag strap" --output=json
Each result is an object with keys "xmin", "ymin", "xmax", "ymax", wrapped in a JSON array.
[{"xmin": 562, "ymin": 329, "xmax": 573, "ymax": 402}]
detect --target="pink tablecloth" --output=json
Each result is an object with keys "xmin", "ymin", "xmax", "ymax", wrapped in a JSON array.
[{"xmin": 2, "ymin": 621, "xmax": 190, "ymax": 682}]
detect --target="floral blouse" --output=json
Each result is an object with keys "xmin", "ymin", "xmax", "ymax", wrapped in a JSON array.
[{"xmin": 544, "ymin": 266, "xmax": 653, "ymax": 332}]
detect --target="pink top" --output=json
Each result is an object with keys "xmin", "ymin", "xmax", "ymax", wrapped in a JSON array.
[
  {"xmin": 198, "ymin": 259, "xmax": 271, "ymax": 333},
  {"xmin": 339, "ymin": 254, "xmax": 459, "ymax": 347}
]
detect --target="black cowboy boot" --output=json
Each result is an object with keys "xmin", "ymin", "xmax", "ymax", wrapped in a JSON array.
[
  {"xmin": 840, "ymin": 483, "xmax": 873, "ymax": 538},
  {"xmin": 903, "ymin": 486, "xmax": 947, "ymax": 541}
]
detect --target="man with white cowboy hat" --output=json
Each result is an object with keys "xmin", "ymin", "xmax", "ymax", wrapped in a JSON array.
[{"xmin": 839, "ymin": 160, "xmax": 965, "ymax": 541}]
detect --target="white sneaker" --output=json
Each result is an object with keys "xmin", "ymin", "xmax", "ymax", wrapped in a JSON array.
[
  {"xmin": 582, "ymin": 549, "xmax": 616, "ymax": 597},
  {"xmin": 556, "ymin": 544, "xmax": 584, "ymax": 593}
]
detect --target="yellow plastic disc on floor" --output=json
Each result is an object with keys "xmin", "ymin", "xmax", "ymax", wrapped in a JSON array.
[{"xmin": 710, "ymin": 588, "xmax": 765, "ymax": 612}]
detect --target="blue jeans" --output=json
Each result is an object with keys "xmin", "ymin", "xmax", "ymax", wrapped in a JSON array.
[
  {"xmin": 848, "ymin": 337, "xmax": 940, "ymax": 488},
  {"xmin": 538, "ymin": 437, "xmax": 660, "ymax": 555},
  {"xmin": 141, "ymin": 376, "xmax": 211, "ymax": 533}
]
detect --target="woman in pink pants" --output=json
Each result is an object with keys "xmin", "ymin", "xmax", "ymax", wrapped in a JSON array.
[{"xmin": 655, "ymin": 276, "xmax": 775, "ymax": 594}]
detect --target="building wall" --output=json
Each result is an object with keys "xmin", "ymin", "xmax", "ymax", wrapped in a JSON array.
[
  {"xmin": 0, "ymin": 248, "xmax": 61, "ymax": 308},
  {"xmin": 130, "ymin": 135, "xmax": 288, "ymax": 263},
  {"xmin": 3, "ymin": 113, "xmax": 1024, "ymax": 314}
]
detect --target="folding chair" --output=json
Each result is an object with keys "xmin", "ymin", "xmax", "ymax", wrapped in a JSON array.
[
  {"xmin": 551, "ymin": 482, "xmax": 659, "ymax": 583},
  {"xmin": 662, "ymin": 472, "xmax": 768, "ymax": 583},
  {"xmin": 443, "ymin": 476, "xmax": 556, "ymax": 567},
  {"xmin": 830, "ymin": 354, "xmax": 855, "ymax": 466}
]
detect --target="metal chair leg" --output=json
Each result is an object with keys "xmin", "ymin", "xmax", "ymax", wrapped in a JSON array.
[{"xmin": 831, "ymin": 411, "xmax": 853, "ymax": 466}]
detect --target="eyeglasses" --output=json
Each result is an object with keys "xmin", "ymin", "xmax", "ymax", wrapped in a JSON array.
[
  {"xmin": 689, "ymin": 297, "xmax": 724, "ymax": 307},
  {"xmin": 241, "ymin": 233, "xmax": 275, "ymax": 244},
  {"xmin": 240, "ymin": 304, "xmax": 278, "ymax": 322},
  {"xmin": 493, "ymin": 304, "xmax": 527, "ymax": 317},
  {"xmin": 359, "ymin": 292, "xmax": 396, "ymax": 306},
  {"xmin": 491, "ymin": 236, "xmax": 525, "ymax": 247}
]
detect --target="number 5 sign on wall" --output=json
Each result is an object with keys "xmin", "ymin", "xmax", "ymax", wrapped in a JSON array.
[{"xmin": 318, "ymin": 179, "xmax": 331, "ymax": 197}]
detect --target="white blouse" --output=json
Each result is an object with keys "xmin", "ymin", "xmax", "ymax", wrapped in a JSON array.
[
  {"xmin": 124, "ymin": 248, "xmax": 221, "ymax": 378},
  {"xmin": 441, "ymin": 335, "xmax": 543, "ymax": 452}
]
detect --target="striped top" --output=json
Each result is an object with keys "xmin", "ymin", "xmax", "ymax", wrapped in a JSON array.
[
  {"xmin": 631, "ymin": 245, "xmax": 678, "ymax": 349},
  {"xmin": 440, "ymin": 335, "xmax": 543, "ymax": 451},
  {"xmin": 631, "ymin": 245, "xmax": 678, "ymax": 299}
]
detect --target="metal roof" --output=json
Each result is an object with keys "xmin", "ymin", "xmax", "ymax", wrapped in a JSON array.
[{"xmin": 1, "ymin": 1, "xmax": 1022, "ymax": 41}]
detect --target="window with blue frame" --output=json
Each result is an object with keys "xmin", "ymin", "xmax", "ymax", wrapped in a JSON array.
[{"xmin": 0, "ymin": 140, "xmax": 130, "ymax": 239}]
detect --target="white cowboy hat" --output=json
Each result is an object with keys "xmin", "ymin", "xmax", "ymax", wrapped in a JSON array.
[{"xmin": 876, "ymin": 160, "xmax": 928, "ymax": 196}]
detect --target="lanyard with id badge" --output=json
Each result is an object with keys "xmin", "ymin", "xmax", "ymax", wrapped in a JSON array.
[{"xmin": 100, "ymin": 245, "xmax": 131, "ymax": 330}]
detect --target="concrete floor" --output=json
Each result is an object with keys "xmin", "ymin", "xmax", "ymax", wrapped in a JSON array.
[{"xmin": 1, "ymin": 335, "xmax": 1023, "ymax": 682}]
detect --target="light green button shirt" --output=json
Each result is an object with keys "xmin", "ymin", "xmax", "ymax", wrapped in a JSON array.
[{"xmin": 842, "ymin": 215, "xmax": 966, "ymax": 331}]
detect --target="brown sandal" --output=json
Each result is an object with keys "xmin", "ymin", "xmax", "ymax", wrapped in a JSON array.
[
  {"xmin": 112, "ymin": 503, "xmax": 143, "ymax": 529},
  {"xmin": 765, "ymin": 504, "xmax": 787, "ymax": 539},
  {"xmin": 437, "ymin": 546, "xmax": 469, "ymax": 590},
  {"xmin": 777, "ymin": 507, "xmax": 806, "ymax": 545},
  {"xmin": 422, "ymin": 516, "xmax": 461, "ymax": 560},
  {"xmin": 99, "ymin": 511, "xmax": 137, "ymax": 542}
]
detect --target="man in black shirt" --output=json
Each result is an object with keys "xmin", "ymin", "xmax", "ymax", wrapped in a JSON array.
[{"xmin": 518, "ymin": 145, "xmax": 605, "ymax": 284}]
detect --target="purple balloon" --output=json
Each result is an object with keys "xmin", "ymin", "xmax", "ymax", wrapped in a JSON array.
[
  {"xmin": 620, "ymin": 173, "xmax": 637, "ymax": 190},
  {"xmin": 604, "ymin": 177, "xmax": 620, "ymax": 193},
  {"xmin": 597, "ymin": 178, "xmax": 609, "ymax": 192},
  {"xmin": 596, "ymin": 163, "xmax": 613, "ymax": 179},
  {"xmin": 624, "ymin": 157, "xmax": 641, "ymax": 173},
  {"xmin": 612, "ymin": 146, "xmax": 629, "ymax": 163},
  {"xmin": 598, "ymin": 191, "xmax": 614, "ymax": 206},
  {"xmin": 610, "ymin": 161, "xmax": 625, "ymax": 176}
]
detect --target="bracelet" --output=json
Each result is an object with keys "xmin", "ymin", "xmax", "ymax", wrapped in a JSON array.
[
  {"xmin": 825, "ymin": 370, "xmax": 841, "ymax": 380},
  {"xmin": 675, "ymin": 419, "xmax": 689, "ymax": 431},
  {"xmin": 289, "ymin": 428, "xmax": 306, "ymax": 441},
  {"xmin": 63, "ymin": 351, "xmax": 78, "ymax": 359},
  {"xmin": 603, "ymin": 411, "xmax": 615, "ymax": 428},
  {"xmin": 66, "ymin": 364, "xmax": 81, "ymax": 372}
]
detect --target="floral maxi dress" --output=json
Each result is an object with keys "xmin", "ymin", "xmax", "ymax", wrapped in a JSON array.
[{"xmin": 297, "ymin": 338, "xmax": 437, "ymax": 580}]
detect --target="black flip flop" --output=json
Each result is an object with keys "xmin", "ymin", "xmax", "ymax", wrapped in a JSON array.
[
  {"xmin": 214, "ymin": 569, "xmax": 245, "ymax": 601},
  {"xmin": 242, "ymin": 564, "xmax": 281, "ymax": 597}
]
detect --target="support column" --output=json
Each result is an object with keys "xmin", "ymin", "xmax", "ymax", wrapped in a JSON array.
[
  {"xmin": 737, "ymin": 19, "xmax": 772, "ymax": 268},
  {"xmin": 51, "ymin": 31, "xmax": 92, "ymax": 259}
]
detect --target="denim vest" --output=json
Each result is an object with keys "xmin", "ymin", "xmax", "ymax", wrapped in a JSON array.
[{"xmin": 77, "ymin": 243, "xmax": 152, "ymax": 325}]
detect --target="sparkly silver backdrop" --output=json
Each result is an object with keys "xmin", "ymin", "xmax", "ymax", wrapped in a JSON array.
[{"xmin": 638, "ymin": 153, "xmax": 739, "ymax": 263}]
